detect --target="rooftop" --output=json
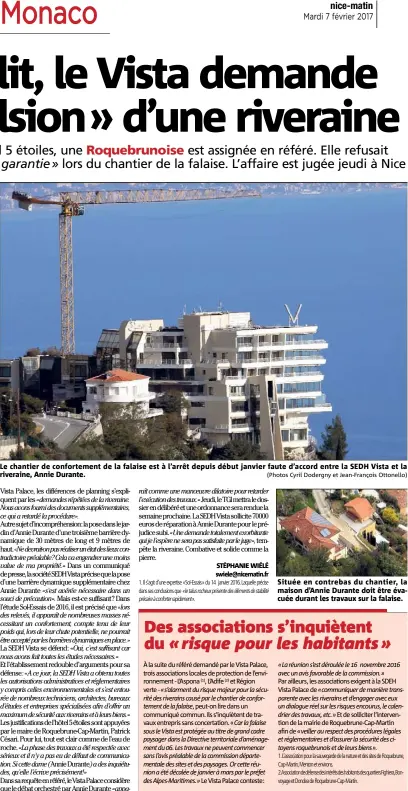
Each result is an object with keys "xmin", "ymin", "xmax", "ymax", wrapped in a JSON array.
[
  {"xmin": 344, "ymin": 497, "xmax": 374, "ymax": 522},
  {"xmin": 280, "ymin": 507, "xmax": 340, "ymax": 552},
  {"xmin": 383, "ymin": 490, "xmax": 407, "ymax": 511},
  {"xmin": 87, "ymin": 369, "xmax": 148, "ymax": 383}
]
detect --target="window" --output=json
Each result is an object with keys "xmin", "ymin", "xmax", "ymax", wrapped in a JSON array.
[
  {"xmin": 231, "ymin": 401, "xmax": 248, "ymax": 412},
  {"xmin": 283, "ymin": 381, "xmax": 321, "ymax": 393},
  {"xmin": 231, "ymin": 418, "xmax": 248, "ymax": 426},
  {"xmin": 222, "ymin": 353, "xmax": 227, "ymax": 360},
  {"xmin": 230, "ymin": 385, "xmax": 245, "ymax": 395},
  {"xmin": 0, "ymin": 366, "xmax": 11, "ymax": 378},
  {"xmin": 97, "ymin": 330, "xmax": 120, "ymax": 348},
  {"xmin": 192, "ymin": 401, "xmax": 205, "ymax": 408},
  {"xmin": 208, "ymin": 387, "xmax": 214, "ymax": 395},
  {"xmin": 88, "ymin": 386, "xmax": 97, "ymax": 394},
  {"xmin": 238, "ymin": 337, "xmax": 253, "ymax": 346},
  {"xmin": 213, "ymin": 352, "xmax": 217, "ymax": 358},
  {"xmin": 189, "ymin": 417, "xmax": 206, "ymax": 426},
  {"xmin": 285, "ymin": 349, "xmax": 317, "ymax": 359},
  {"xmin": 285, "ymin": 398, "xmax": 315, "ymax": 409}
]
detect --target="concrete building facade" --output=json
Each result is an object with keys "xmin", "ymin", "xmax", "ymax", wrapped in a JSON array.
[{"xmin": 94, "ymin": 309, "xmax": 331, "ymax": 459}]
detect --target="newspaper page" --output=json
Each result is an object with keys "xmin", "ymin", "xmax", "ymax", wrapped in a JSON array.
[{"xmin": 0, "ymin": 1, "xmax": 407, "ymax": 791}]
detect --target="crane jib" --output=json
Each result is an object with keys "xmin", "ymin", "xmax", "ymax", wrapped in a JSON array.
[{"xmin": 11, "ymin": 187, "xmax": 261, "ymax": 354}]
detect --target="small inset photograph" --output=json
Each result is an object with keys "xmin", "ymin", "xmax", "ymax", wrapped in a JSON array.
[{"xmin": 276, "ymin": 488, "xmax": 407, "ymax": 576}]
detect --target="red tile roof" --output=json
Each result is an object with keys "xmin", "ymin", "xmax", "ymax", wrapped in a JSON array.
[
  {"xmin": 384, "ymin": 490, "xmax": 407, "ymax": 511},
  {"xmin": 344, "ymin": 497, "xmax": 374, "ymax": 522},
  {"xmin": 87, "ymin": 368, "xmax": 148, "ymax": 383},
  {"xmin": 280, "ymin": 507, "xmax": 340, "ymax": 552}
]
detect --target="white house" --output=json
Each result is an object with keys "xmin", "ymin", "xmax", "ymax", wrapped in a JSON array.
[{"xmin": 82, "ymin": 369, "xmax": 161, "ymax": 418}]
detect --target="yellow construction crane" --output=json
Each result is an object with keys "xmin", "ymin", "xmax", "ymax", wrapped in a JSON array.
[{"xmin": 12, "ymin": 187, "xmax": 260, "ymax": 356}]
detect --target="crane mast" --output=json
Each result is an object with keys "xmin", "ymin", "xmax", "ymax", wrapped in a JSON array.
[
  {"xmin": 59, "ymin": 208, "xmax": 75, "ymax": 355},
  {"xmin": 12, "ymin": 187, "xmax": 260, "ymax": 355}
]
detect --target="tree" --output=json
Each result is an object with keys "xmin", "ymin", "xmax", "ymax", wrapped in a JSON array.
[
  {"xmin": 66, "ymin": 437, "xmax": 112, "ymax": 460},
  {"xmin": 308, "ymin": 548, "xmax": 333, "ymax": 575},
  {"xmin": 379, "ymin": 491, "xmax": 400, "ymax": 510},
  {"xmin": 382, "ymin": 507, "xmax": 400, "ymax": 526},
  {"xmin": 276, "ymin": 534, "xmax": 290, "ymax": 569},
  {"xmin": 42, "ymin": 346, "xmax": 62, "ymax": 356},
  {"xmin": 376, "ymin": 550, "xmax": 407, "ymax": 577},
  {"xmin": 100, "ymin": 402, "xmax": 148, "ymax": 459},
  {"xmin": 21, "ymin": 394, "xmax": 45, "ymax": 415},
  {"xmin": 318, "ymin": 415, "xmax": 348, "ymax": 460},
  {"xmin": 25, "ymin": 347, "xmax": 41, "ymax": 357},
  {"xmin": 210, "ymin": 438, "xmax": 265, "ymax": 460},
  {"xmin": 334, "ymin": 556, "xmax": 360, "ymax": 576},
  {"xmin": 278, "ymin": 490, "xmax": 307, "ymax": 516},
  {"xmin": 160, "ymin": 390, "xmax": 188, "ymax": 415},
  {"xmin": 283, "ymin": 554, "xmax": 311, "ymax": 575}
]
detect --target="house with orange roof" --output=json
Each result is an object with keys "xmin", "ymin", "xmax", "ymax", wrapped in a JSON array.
[
  {"xmin": 343, "ymin": 497, "xmax": 376, "ymax": 538},
  {"xmin": 82, "ymin": 369, "xmax": 162, "ymax": 418},
  {"xmin": 279, "ymin": 507, "xmax": 347, "ymax": 560}
]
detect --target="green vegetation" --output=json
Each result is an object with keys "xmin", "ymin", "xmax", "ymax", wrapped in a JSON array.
[
  {"xmin": 159, "ymin": 390, "xmax": 188, "ymax": 415},
  {"xmin": 0, "ymin": 387, "xmax": 44, "ymax": 440},
  {"xmin": 381, "ymin": 506, "xmax": 400, "ymax": 526},
  {"xmin": 277, "ymin": 488, "xmax": 407, "ymax": 577},
  {"xmin": 317, "ymin": 415, "xmax": 348, "ymax": 460},
  {"xmin": 277, "ymin": 528, "xmax": 407, "ymax": 577},
  {"xmin": 276, "ymin": 489, "xmax": 315, "ymax": 516},
  {"xmin": 69, "ymin": 400, "xmax": 209, "ymax": 461},
  {"xmin": 379, "ymin": 490, "xmax": 400, "ymax": 510},
  {"xmin": 210, "ymin": 438, "xmax": 265, "ymax": 460},
  {"xmin": 277, "ymin": 532, "xmax": 333, "ymax": 576}
]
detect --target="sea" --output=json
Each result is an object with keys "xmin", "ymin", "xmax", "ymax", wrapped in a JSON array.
[{"xmin": 1, "ymin": 187, "xmax": 406, "ymax": 460}]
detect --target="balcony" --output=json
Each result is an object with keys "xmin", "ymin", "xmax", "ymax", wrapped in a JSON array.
[
  {"xmin": 277, "ymin": 370, "xmax": 323, "ymax": 378},
  {"xmin": 230, "ymin": 424, "xmax": 251, "ymax": 433},
  {"xmin": 281, "ymin": 338, "xmax": 328, "ymax": 346},
  {"xmin": 284, "ymin": 402, "xmax": 332, "ymax": 414},
  {"xmin": 143, "ymin": 359, "xmax": 194, "ymax": 367},
  {"xmin": 284, "ymin": 355, "xmax": 326, "ymax": 364},
  {"xmin": 201, "ymin": 424, "xmax": 230, "ymax": 433},
  {"xmin": 145, "ymin": 342, "xmax": 187, "ymax": 351}
]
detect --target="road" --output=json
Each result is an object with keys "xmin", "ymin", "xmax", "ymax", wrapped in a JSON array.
[
  {"xmin": 312, "ymin": 489, "xmax": 368, "ymax": 551},
  {"xmin": 34, "ymin": 415, "xmax": 89, "ymax": 449}
]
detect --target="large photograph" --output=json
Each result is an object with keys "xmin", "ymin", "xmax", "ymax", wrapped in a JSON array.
[{"xmin": 0, "ymin": 182, "xmax": 406, "ymax": 461}]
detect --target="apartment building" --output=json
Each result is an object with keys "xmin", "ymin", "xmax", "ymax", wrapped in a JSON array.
[{"xmin": 94, "ymin": 309, "xmax": 331, "ymax": 459}]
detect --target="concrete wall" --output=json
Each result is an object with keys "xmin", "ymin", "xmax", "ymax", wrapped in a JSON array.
[{"xmin": 0, "ymin": 437, "xmax": 20, "ymax": 459}]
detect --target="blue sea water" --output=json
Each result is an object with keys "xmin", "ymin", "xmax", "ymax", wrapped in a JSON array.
[{"xmin": 0, "ymin": 188, "xmax": 406, "ymax": 460}]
